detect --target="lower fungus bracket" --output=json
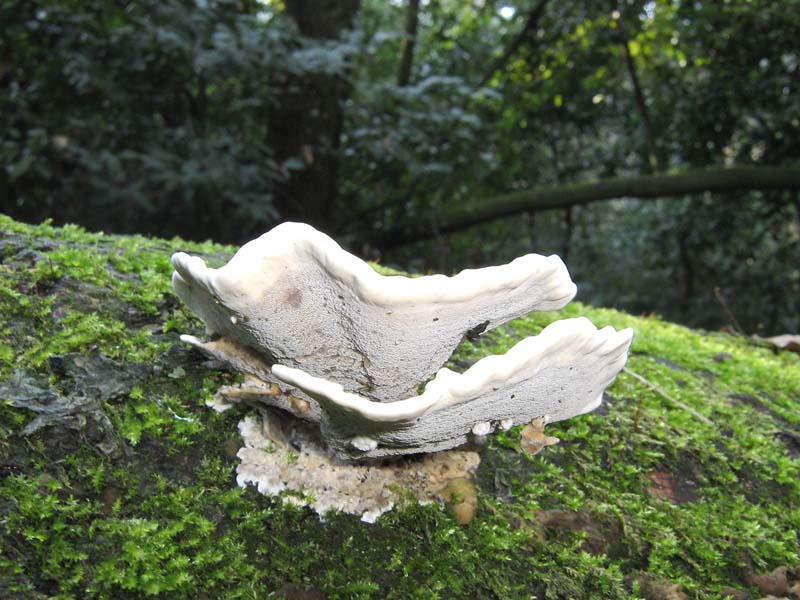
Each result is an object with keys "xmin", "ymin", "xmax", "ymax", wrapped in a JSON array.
[{"xmin": 271, "ymin": 317, "xmax": 633, "ymax": 460}]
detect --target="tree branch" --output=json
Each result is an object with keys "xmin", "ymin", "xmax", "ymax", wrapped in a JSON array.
[
  {"xmin": 375, "ymin": 165, "xmax": 800, "ymax": 248},
  {"xmin": 397, "ymin": 0, "xmax": 420, "ymax": 86},
  {"xmin": 618, "ymin": 24, "xmax": 662, "ymax": 172}
]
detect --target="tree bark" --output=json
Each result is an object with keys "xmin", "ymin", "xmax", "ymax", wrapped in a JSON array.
[
  {"xmin": 376, "ymin": 165, "xmax": 800, "ymax": 248},
  {"xmin": 397, "ymin": 0, "xmax": 420, "ymax": 86},
  {"xmin": 268, "ymin": 0, "xmax": 360, "ymax": 232},
  {"xmin": 617, "ymin": 24, "xmax": 662, "ymax": 172}
]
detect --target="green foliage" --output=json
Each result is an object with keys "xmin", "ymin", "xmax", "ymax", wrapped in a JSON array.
[
  {"xmin": 1, "ymin": 474, "xmax": 95, "ymax": 595},
  {"xmin": 0, "ymin": 0, "xmax": 298, "ymax": 242},
  {"xmin": 350, "ymin": 0, "xmax": 799, "ymax": 334},
  {"xmin": 112, "ymin": 392, "xmax": 202, "ymax": 446}
]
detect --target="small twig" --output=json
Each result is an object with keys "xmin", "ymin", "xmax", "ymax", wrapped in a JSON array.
[
  {"xmin": 713, "ymin": 287, "xmax": 744, "ymax": 335},
  {"xmin": 632, "ymin": 396, "xmax": 643, "ymax": 433},
  {"xmin": 623, "ymin": 367, "xmax": 714, "ymax": 426}
]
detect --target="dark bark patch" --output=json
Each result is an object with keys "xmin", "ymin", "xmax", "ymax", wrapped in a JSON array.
[
  {"xmin": 466, "ymin": 320, "xmax": 490, "ymax": 342},
  {"xmin": 645, "ymin": 470, "xmax": 699, "ymax": 504}
]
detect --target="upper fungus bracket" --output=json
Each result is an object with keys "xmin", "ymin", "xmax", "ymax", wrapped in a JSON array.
[{"xmin": 171, "ymin": 222, "xmax": 578, "ymax": 403}]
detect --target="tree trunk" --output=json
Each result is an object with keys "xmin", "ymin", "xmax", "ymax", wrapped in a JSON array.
[
  {"xmin": 397, "ymin": 0, "xmax": 420, "ymax": 87},
  {"xmin": 620, "ymin": 36, "xmax": 662, "ymax": 172},
  {"xmin": 268, "ymin": 0, "xmax": 360, "ymax": 232}
]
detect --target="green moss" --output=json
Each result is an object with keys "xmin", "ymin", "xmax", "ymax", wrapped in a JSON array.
[{"xmin": 1, "ymin": 215, "xmax": 798, "ymax": 599}]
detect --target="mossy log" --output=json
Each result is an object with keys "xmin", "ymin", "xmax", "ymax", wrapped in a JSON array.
[{"xmin": 0, "ymin": 215, "xmax": 798, "ymax": 599}]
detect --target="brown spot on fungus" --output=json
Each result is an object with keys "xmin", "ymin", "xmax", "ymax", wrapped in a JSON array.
[
  {"xmin": 283, "ymin": 287, "xmax": 303, "ymax": 309},
  {"xmin": 289, "ymin": 395, "xmax": 310, "ymax": 414}
]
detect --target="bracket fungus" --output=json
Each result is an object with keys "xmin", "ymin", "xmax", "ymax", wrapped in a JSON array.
[
  {"xmin": 171, "ymin": 222, "xmax": 633, "ymax": 517},
  {"xmin": 171, "ymin": 222, "xmax": 576, "ymax": 405}
]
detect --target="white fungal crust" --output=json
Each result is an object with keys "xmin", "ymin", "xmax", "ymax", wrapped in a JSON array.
[
  {"xmin": 350, "ymin": 436, "xmax": 379, "ymax": 452},
  {"xmin": 471, "ymin": 422, "xmax": 492, "ymax": 436},
  {"xmin": 171, "ymin": 222, "xmax": 577, "ymax": 402},
  {"xmin": 272, "ymin": 317, "xmax": 634, "ymax": 459},
  {"xmin": 236, "ymin": 413, "xmax": 481, "ymax": 522}
]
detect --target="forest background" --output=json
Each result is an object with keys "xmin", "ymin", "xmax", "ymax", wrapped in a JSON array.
[{"xmin": 2, "ymin": 0, "xmax": 798, "ymax": 335}]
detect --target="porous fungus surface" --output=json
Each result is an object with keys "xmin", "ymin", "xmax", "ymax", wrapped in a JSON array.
[
  {"xmin": 1, "ymin": 214, "xmax": 799, "ymax": 599},
  {"xmin": 235, "ymin": 413, "xmax": 481, "ymax": 523}
]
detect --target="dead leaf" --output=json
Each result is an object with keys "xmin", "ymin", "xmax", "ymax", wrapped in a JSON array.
[
  {"xmin": 520, "ymin": 416, "xmax": 560, "ymax": 455},
  {"xmin": 535, "ymin": 509, "xmax": 617, "ymax": 555},
  {"xmin": 749, "ymin": 566, "xmax": 789, "ymax": 597},
  {"xmin": 718, "ymin": 586, "xmax": 751, "ymax": 600},
  {"xmin": 645, "ymin": 471, "xmax": 698, "ymax": 504},
  {"xmin": 630, "ymin": 573, "xmax": 689, "ymax": 600},
  {"xmin": 753, "ymin": 334, "xmax": 800, "ymax": 354}
]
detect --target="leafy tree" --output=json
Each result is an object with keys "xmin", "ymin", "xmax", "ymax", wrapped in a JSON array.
[
  {"xmin": 344, "ymin": 0, "xmax": 799, "ymax": 333},
  {"xmin": 1, "ymin": 0, "xmax": 344, "ymax": 242}
]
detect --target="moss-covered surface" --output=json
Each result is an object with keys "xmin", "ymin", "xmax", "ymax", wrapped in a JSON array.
[{"xmin": 1, "ymin": 214, "xmax": 798, "ymax": 599}]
